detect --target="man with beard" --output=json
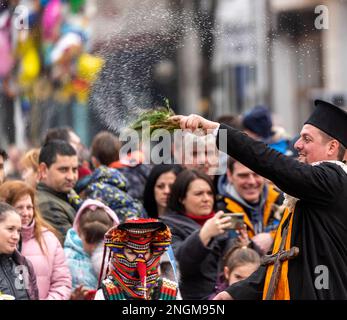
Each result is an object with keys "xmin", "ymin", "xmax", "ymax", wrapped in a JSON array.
[{"xmin": 171, "ymin": 99, "xmax": 347, "ymax": 300}]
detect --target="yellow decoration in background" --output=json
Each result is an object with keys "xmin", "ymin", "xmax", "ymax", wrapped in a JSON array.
[
  {"xmin": 19, "ymin": 46, "xmax": 41, "ymax": 86},
  {"xmin": 77, "ymin": 53, "xmax": 104, "ymax": 82}
]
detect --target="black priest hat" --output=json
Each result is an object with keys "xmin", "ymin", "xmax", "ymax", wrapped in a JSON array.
[{"xmin": 304, "ymin": 99, "xmax": 347, "ymax": 148}]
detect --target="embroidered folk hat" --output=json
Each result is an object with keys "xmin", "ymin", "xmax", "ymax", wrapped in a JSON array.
[
  {"xmin": 305, "ymin": 100, "xmax": 347, "ymax": 148},
  {"xmin": 99, "ymin": 218, "xmax": 172, "ymax": 299}
]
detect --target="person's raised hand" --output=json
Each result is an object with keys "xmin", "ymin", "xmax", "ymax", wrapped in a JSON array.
[
  {"xmin": 199, "ymin": 211, "xmax": 232, "ymax": 246},
  {"xmin": 237, "ymin": 224, "xmax": 251, "ymax": 247},
  {"xmin": 170, "ymin": 114, "xmax": 219, "ymax": 132}
]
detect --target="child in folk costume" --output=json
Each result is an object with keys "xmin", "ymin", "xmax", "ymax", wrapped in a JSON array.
[{"xmin": 94, "ymin": 218, "xmax": 178, "ymax": 300}]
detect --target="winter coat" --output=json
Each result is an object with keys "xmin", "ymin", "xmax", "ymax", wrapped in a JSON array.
[
  {"xmin": 36, "ymin": 183, "xmax": 76, "ymax": 243},
  {"xmin": 64, "ymin": 199, "xmax": 119, "ymax": 290},
  {"xmin": 217, "ymin": 123, "xmax": 347, "ymax": 299},
  {"xmin": 161, "ymin": 210, "xmax": 233, "ymax": 300},
  {"xmin": 109, "ymin": 151, "xmax": 152, "ymax": 202},
  {"xmin": 64, "ymin": 228, "xmax": 99, "ymax": 290},
  {"xmin": 216, "ymin": 174, "xmax": 284, "ymax": 238},
  {"xmin": 0, "ymin": 250, "xmax": 39, "ymax": 300},
  {"xmin": 21, "ymin": 220, "xmax": 72, "ymax": 300},
  {"xmin": 113, "ymin": 165, "xmax": 152, "ymax": 203},
  {"xmin": 83, "ymin": 166, "xmax": 146, "ymax": 222}
]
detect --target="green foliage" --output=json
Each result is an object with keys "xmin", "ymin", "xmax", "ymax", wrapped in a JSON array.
[{"xmin": 130, "ymin": 106, "xmax": 180, "ymax": 136}]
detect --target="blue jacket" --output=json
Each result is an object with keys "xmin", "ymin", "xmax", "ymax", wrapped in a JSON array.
[{"xmin": 64, "ymin": 229, "xmax": 98, "ymax": 290}]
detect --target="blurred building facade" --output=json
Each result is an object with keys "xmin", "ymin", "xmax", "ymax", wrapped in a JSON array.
[
  {"xmin": 269, "ymin": 0, "xmax": 347, "ymax": 135},
  {"xmin": 1, "ymin": 0, "xmax": 347, "ymax": 146},
  {"xmin": 212, "ymin": 0, "xmax": 347, "ymax": 136}
]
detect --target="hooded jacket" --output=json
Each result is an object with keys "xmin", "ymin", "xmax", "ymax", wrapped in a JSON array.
[
  {"xmin": 216, "ymin": 174, "xmax": 283, "ymax": 238},
  {"xmin": 64, "ymin": 199, "xmax": 119, "ymax": 290},
  {"xmin": 109, "ymin": 150, "xmax": 153, "ymax": 202},
  {"xmin": 82, "ymin": 166, "xmax": 146, "ymax": 223}
]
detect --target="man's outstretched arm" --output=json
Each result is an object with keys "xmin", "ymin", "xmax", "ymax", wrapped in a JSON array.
[{"xmin": 213, "ymin": 266, "xmax": 267, "ymax": 300}]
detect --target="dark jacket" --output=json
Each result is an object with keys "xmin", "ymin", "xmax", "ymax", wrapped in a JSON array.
[
  {"xmin": 36, "ymin": 183, "xmax": 76, "ymax": 243},
  {"xmin": 217, "ymin": 123, "xmax": 347, "ymax": 299},
  {"xmin": 110, "ymin": 162, "xmax": 152, "ymax": 203},
  {"xmin": 161, "ymin": 210, "xmax": 233, "ymax": 300},
  {"xmin": 0, "ymin": 250, "xmax": 39, "ymax": 300}
]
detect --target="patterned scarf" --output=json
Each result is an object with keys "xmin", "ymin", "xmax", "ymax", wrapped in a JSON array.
[{"xmin": 99, "ymin": 219, "xmax": 172, "ymax": 300}]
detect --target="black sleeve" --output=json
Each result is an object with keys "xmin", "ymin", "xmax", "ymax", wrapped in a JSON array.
[
  {"xmin": 217, "ymin": 124, "xmax": 343, "ymax": 205},
  {"xmin": 225, "ymin": 266, "xmax": 266, "ymax": 300},
  {"xmin": 171, "ymin": 230, "xmax": 213, "ymax": 277}
]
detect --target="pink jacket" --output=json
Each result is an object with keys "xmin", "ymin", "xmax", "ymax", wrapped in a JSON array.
[{"xmin": 21, "ymin": 220, "xmax": 72, "ymax": 300}]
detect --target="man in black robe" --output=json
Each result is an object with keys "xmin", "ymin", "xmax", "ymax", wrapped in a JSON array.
[{"xmin": 171, "ymin": 99, "xmax": 347, "ymax": 299}]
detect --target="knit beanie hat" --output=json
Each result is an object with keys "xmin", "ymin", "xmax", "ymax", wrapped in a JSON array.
[{"xmin": 242, "ymin": 105, "xmax": 273, "ymax": 140}]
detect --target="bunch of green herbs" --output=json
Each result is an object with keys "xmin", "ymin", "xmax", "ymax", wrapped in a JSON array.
[{"xmin": 130, "ymin": 102, "xmax": 180, "ymax": 137}]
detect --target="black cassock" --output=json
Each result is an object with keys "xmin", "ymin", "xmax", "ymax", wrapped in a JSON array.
[{"xmin": 216, "ymin": 123, "xmax": 347, "ymax": 299}]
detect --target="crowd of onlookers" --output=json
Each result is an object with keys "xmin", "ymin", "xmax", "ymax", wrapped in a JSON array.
[{"xmin": 1, "ymin": 105, "xmax": 344, "ymax": 300}]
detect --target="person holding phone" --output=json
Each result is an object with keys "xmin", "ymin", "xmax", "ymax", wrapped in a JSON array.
[
  {"xmin": 171, "ymin": 99, "xmax": 347, "ymax": 300},
  {"xmin": 216, "ymin": 157, "xmax": 284, "ymax": 255},
  {"xmin": 161, "ymin": 169, "xmax": 238, "ymax": 300}
]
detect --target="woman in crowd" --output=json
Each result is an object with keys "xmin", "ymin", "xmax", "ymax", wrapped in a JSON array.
[
  {"xmin": 20, "ymin": 148, "xmax": 40, "ymax": 189},
  {"xmin": 143, "ymin": 164, "xmax": 183, "ymax": 218},
  {"xmin": 161, "ymin": 169, "xmax": 234, "ymax": 300},
  {"xmin": 0, "ymin": 181, "xmax": 72, "ymax": 300},
  {"xmin": 143, "ymin": 164, "xmax": 183, "ymax": 284},
  {"xmin": 0, "ymin": 202, "xmax": 38, "ymax": 300},
  {"xmin": 64, "ymin": 199, "xmax": 119, "ymax": 299},
  {"xmin": 209, "ymin": 245, "xmax": 261, "ymax": 299}
]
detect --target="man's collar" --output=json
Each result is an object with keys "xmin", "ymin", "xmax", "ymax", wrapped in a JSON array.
[
  {"xmin": 311, "ymin": 160, "xmax": 347, "ymax": 175},
  {"xmin": 284, "ymin": 160, "xmax": 347, "ymax": 211},
  {"xmin": 37, "ymin": 182, "xmax": 70, "ymax": 199}
]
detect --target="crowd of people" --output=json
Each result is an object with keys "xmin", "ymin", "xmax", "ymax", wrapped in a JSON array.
[{"xmin": 0, "ymin": 101, "xmax": 347, "ymax": 300}]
